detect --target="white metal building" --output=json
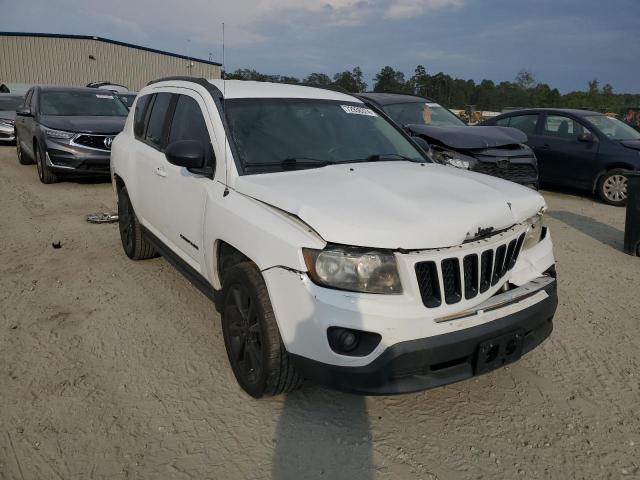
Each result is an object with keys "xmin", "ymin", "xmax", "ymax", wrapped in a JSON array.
[{"xmin": 0, "ymin": 32, "xmax": 222, "ymax": 91}]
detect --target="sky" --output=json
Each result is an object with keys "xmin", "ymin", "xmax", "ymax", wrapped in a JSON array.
[{"xmin": 1, "ymin": 0, "xmax": 639, "ymax": 93}]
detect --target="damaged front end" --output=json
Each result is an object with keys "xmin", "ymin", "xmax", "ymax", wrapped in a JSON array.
[{"xmin": 409, "ymin": 125, "xmax": 540, "ymax": 189}]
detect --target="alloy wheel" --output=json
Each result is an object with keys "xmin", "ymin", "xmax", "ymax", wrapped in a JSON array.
[
  {"xmin": 225, "ymin": 285, "xmax": 263, "ymax": 385},
  {"xmin": 603, "ymin": 174, "xmax": 628, "ymax": 203}
]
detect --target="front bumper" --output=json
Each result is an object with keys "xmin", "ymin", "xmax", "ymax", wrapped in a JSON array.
[
  {"xmin": 0, "ymin": 123, "xmax": 15, "ymax": 142},
  {"xmin": 291, "ymin": 278, "xmax": 556, "ymax": 394},
  {"xmin": 44, "ymin": 137, "xmax": 111, "ymax": 175}
]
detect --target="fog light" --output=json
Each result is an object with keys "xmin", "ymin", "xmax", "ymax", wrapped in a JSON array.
[{"xmin": 327, "ymin": 327, "xmax": 381, "ymax": 357}]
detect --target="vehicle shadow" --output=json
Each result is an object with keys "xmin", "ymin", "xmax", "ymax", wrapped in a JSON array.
[
  {"xmin": 547, "ymin": 209, "xmax": 624, "ymax": 250},
  {"xmin": 271, "ymin": 282, "xmax": 374, "ymax": 480},
  {"xmin": 63, "ymin": 175, "xmax": 111, "ymax": 184},
  {"xmin": 271, "ymin": 387, "xmax": 373, "ymax": 480}
]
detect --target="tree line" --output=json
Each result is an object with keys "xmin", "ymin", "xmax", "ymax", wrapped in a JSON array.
[{"xmin": 225, "ymin": 66, "xmax": 640, "ymax": 113}]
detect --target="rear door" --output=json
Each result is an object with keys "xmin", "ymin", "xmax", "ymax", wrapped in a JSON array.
[
  {"xmin": 158, "ymin": 92, "xmax": 215, "ymax": 271},
  {"xmin": 535, "ymin": 113, "xmax": 599, "ymax": 187},
  {"xmin": 129, "ymin": 92, "xmax": 174, "ymax": 239}
]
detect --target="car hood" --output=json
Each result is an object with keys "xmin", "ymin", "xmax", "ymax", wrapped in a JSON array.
[
  {"xmin": 234, "ymin": 162, "xmax": 545, "ymax": 249},
  {"xmin": 620, "ymin": 140, "xmax": 640, "ymax": 151},
  {"xmin": 39, "ymin": 115, "xmax": 126, "ymax": 134},
  {"xmin": 0, "ymin": 111, "xmax": 16, "ymax": 121},
  {"xmin": 407, "ymin": 125, "xmax": 528, "ymax": 149}
]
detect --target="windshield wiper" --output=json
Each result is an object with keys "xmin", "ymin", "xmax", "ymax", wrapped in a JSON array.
[
  {"xmin": 243, "ymin": 157, "xmax": 331, "ymax": 171},
  {"xmin": 335, "ymin": 153, "xmax": 418, "ymax": 164}
]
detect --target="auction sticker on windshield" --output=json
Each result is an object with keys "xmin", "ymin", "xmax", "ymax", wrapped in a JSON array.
[
  {"xmin": 340, "ymin": 105, "xmax": 378, "ymax": 117},
  {"xmin": 96, "ymin": 94, "xmax": 115, "ymax": 99}
]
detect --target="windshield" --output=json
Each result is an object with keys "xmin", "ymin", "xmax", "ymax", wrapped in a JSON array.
[
  {"xmin": 40, "ymin": 91, "xmax": 129, "ymax": 116},
  {"xmin": 0, "ymin": 96, "xmax": 23, "ymax": 111},
  {"xmin": 225, "ymin": 98, "xmax": 425, "ymax": 172},
  {"xmin": 586, "ymin": 115, "xmax": 640, "ymax": 141},
  {"xmin": 383, "ymin": 102, "xmax": 466, "ymax": 127}
]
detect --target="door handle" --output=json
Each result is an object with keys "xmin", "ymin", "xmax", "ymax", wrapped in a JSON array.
[{"xmin": 155, "ymin": 166, "xmax": 167, "ymax": 177}]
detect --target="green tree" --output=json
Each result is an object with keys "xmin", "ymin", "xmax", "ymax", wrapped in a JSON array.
[
  {"xmin": 515, "ymin": 69, "xmax": 538, "ymax": 90},
  {"xmin": 303, "ymin": 73, "xmax": 332, "ymax": 87},
  {"xmin": 332, "ymin": 67, "xmax": 367, "ymax": 93},
  {"xmin": 373, "ymin": 66, "xmax": 409, "ymax": 93}
]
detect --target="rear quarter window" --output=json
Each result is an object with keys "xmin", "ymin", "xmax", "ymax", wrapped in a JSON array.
[
  {"xmin": 133, "ymin": 94, "xmax": 151, "ymax": 139},
  {"xmin": 143, "ymin": 93, "xmax": 173, "ymax": 149}
]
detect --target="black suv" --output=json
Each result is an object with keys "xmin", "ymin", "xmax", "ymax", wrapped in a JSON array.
[
  {"xmin": 358, "ymin": 93, "xmax": 539, "ymax": 189},
  {"xmin": 14, "ymin": 86, "xmax": 128, "ymax": 183}
]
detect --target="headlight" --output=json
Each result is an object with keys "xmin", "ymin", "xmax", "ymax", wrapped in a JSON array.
[
  {"xmin": 523, "ymin": 214, "xmax": 545, "ymax": 249},
  {"xmin": 43, "ymin": 127, "xmax": 74, "ymax": 139},
  {"xmin": 0, "ymin": 118, "xmax": 14, "ymax": 127},
  {"xmin": 432, "ymin": 148, "xmax": 476, "ymax": 169},
  {"xmin": 303, "ymin": 246, "xmax": 402, "ymax": 294}
]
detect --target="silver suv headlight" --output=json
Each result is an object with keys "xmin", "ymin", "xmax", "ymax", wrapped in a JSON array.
[
  {"xmin": 43, "ymin": 127, "xmax": 75, "ymax": 139},
  {"xmin": 0, "ymin": 118, "xmax": 14, "ymax": 128},
  {"xmin": 523, "ymin": 213, "xmax": 545, "ymax": 249},
  {"xmin": 303, "ymin": 246, "xmax": 402, "ymax": 294},
  {"xmin": 431, "ymin": 147, "xmax": 477, "ymax": 169}
]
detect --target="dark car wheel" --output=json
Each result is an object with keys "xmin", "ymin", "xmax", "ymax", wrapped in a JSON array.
[
  {"xmin": 117, "ymin": 187, "xmax": 157, "ymax": 260},
  {"xmin": 35, "ymin": 142, "xmax": 58, "ymax": 184},
  {"xmin": 597, "ymin": 169, "xmax": 628, "ymax": 206},
  {"xmin": 221, "ymin": 263, "xmax": 302, "ymax": 398},
  {"xmin": 16, "ymin": 138, "xmax": 34, "ymax": 165}
]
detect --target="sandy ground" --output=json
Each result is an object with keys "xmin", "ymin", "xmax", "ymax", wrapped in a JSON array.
[{"xmin": 0, "ymin": 144, "xmax": 639, "ymax": 480}]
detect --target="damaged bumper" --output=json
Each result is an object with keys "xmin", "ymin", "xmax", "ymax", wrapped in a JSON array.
[{"xmin": 263, "ymin": 227, "xmax": 556, "ymax": 394}]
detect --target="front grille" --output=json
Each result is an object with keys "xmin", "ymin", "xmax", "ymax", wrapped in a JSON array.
[
  {"xmin": 472, "ymin": 162, "xmax": 537, "ymax": 183},
  {"xmin": 415, "ymin": 232, "xmax": 526, "ymax": 308},
  {"xmin": 73, "ymin": 134, "xmax": 115, "ymax": 151}
]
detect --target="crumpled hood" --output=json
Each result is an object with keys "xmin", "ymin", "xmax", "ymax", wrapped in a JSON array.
[
  {"xmin": 39, "ymin": 115, "xmax": 126, "ymax": 134},
  {"xmin": 234, "ymin": 162, "xmax": 545, "ymax": 249},
  {"xmin": 407, "ymin": 125, "xmax": 527, "ymax": 149},
  {"xmin": 620, "ymin": 139, "xmax": 640, "ymax": 151}
]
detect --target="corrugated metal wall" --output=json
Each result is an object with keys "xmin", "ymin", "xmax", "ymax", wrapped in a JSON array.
[{"xmin": 0, "ymin": 35, "xmax": 221, "ymax": 91}]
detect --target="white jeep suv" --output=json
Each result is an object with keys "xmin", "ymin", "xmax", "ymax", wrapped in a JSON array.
[{"xmin": 111, "ymin": 77, "xmax": 557, "ymax": 398}]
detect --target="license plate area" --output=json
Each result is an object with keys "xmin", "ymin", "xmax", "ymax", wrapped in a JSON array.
[{"xmin": 474, "ymin": 330, "xmax": 524, "ymax": 375}]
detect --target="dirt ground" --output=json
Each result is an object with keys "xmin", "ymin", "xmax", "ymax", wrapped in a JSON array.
[{"xmin": 0, "ymin": 144, "xmax": 639, "ymax": 480}]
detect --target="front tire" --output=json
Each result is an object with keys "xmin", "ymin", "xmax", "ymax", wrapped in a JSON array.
[
  {"xmin": 221, "ymin": 263, "xmax": 302, "ymax": 398},
  {"xmin": 117, "ymin": 187, "xmax": 157, "ymax": 260},
  {"xmin": 17, "ymin": 137, "xmax": 34, "ymax": 165},
  {"xmin": 597, "ymin": 169, "xmax": 628, "ymax": 206},
  {"xmin": 35, "ymin": 142, "xmax": 58, "ymax": 184}
]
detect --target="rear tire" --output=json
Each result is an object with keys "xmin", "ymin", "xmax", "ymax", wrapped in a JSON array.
[
  {"xmin": 117, "ymin": 187, "xmax": 157, "ymax": 260},
  {"xmin": 16, "ymin": 137, "xmax": 34, "ymax": 165},
  {"xmin": 221, "ymin": 262, "xmax": 302, "ymax": 398},
  {"xmin": 35, "ymin": 142, "xmax": 58, "ymax": 184},
  {"xmin": 597, "ymin": 169, "xmax": 628, "ymax": 206}
]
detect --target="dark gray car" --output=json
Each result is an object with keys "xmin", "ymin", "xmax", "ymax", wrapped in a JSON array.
[
  {"xmin": 14, "ymin": 86, "xmax": 128, "ymax": 183},
  {"xmin": 358, "ymin": 93, "xmax": 539, "ymax": 188}
]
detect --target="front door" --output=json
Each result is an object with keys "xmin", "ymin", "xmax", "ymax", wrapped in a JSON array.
[{"xmin": 530, "ymin": 114, "xmax": 599, "ymax": 188}]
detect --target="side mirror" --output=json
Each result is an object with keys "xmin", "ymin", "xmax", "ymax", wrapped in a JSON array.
[
  {"xmin": 165, "ymin": 140, "xmax": 205, "ymax": 169},
  {"xmin": 16, "ymin": 107, "xmax": 32, "ymax": 117},
  {"xmin": 412, "ymin": 136, "xmax": 431, "ymax": 154},
  {"xmin": 578, "ymin": 132, "xmax": 596, "ymax": 143}
]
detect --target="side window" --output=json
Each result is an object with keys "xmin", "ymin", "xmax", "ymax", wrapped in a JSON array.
[
  {"xmin": 495, "ymin": 117, "xmax": 510, "ymax": 127},
  {"xmin": 133, "ymin": 94, "xmax": 152, "ymax": 139},
  {"xmin": 144, "ymin": 93, "xmax": 173, "ymax": 149},
  {"xmin": 542, "ymin": 115, "xmax": 587, "ymax": 140},
  {"xmin": 508, "ymin": 114, "xmax": 539, "ymax": 136},
  {"xmin": 168, "ymin": 95, "xmax": 210, "ymax": 146}
]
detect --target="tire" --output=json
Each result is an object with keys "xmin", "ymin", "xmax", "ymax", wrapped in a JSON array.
[
  {"xmin": 16, "ymin": 137, "xmax": 34, "ymax": 165},
  {"xmin": 597, "ymin": 169, "xmax": 629, "ymax": 206},
  {"xmin": 35, "ymin": 142, "xmax": 58, "ymax": 184},
  {"xmin": 221, "ymin": 262, "xmax": 302, "ymax": 398},
  {"xmin": 117, "ymin": 187, "xmax": 157, "ymax": 260}
]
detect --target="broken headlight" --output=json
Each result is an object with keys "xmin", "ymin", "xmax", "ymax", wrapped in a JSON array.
[
  {"xmin": 303, "ymin": 246, "xmax": 402, "ymax": 294},
  {"xmin": 523, "ymin": 214, "xmax": 545, "ymax": 249},
  {"xmin": 431, "ymin": 147, "xmax": 477, "ymax": 170}
]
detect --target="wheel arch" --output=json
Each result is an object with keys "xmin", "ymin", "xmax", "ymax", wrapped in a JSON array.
[{"xmin": 592, "ymin": 164, "xmax": 637, "ymax": 192}]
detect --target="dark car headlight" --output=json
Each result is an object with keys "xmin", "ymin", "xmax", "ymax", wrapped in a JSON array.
[
  {"xmin": 43, "ymin": 127, "xmax": 75, "ymax": 140},
  {"xmin": 432, "ymin": 147, "xmax": 477, "ymax": 169},
  {"xmin": 303, "ymin": 246, "xmax": 402, "ymax": 294},
  {"xmin": 0, "ymin": 118, "xmax": 14, "ymax": 128}
]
